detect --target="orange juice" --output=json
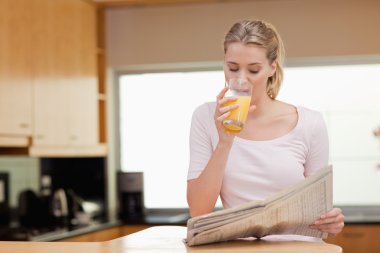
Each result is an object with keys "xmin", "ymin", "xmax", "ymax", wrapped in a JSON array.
[{"xmin": 223, "ymin": 96, "xmax": 251, "ymax": 133}]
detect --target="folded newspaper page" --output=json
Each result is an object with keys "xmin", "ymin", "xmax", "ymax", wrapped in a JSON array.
[{"xmin": 186, "ymin": 165, "xmax": 333, "ymax": 246}]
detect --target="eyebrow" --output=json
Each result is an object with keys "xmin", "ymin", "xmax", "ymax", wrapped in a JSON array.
[{"xmin": 226, "ymin": 61, "xmax": 262, "ymax": 65}]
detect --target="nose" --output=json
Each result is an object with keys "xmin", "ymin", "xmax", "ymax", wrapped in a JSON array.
[{"xmin": 238, "ymin": 71, "xmax": 247, "ymax": 80}]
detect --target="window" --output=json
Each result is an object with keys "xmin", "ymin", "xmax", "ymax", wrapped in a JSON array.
[
  {"xmin": 119, "ymin": 71, "xmax": 223, "ymax": 208},
  {"xmin": 278, "ymin": 64, "xmax": 380, "ymax": 206},
  {"xmin": 119, "ymin": 63, "xmax": 380, "ymax": 209}
]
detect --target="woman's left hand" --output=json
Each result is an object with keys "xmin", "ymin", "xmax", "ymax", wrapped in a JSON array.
[{"xmin": 309, "ymin": 208, "xmax": 345, "ymax": 235}]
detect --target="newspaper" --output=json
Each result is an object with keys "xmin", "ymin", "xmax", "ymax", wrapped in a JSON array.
[{"xmin": 186, "ymin": 165, "xmax": 333, "ymax": 246}]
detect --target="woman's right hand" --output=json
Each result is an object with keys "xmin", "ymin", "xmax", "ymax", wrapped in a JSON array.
[{"xmin": 214, "ymin": 87, "xmax": 239, "ymax": 144}]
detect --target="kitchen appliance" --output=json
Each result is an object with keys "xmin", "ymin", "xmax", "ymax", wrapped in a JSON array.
[
  {"xmin": 51, "ymin": 188, "xmax": 69, "ymax": 226},
  {"xmin": 18, "ymin": 189, "xmax": 45, "ymax": 228},
  {"xmin": 118, "ymin": 172, "xmax": 144, "ymax": 221},
  {"xmin": 40, "ymin": 157, "xmax": 107, "ymax": 221}
]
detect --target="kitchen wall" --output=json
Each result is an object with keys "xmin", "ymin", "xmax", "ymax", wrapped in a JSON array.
[
  {"xmin": 106, "ymin": 0, "xmax": 380, "ymax": 68},
  {"xmin": 0, "ymin": 157, "xmax": 39, "ymax": 207}
]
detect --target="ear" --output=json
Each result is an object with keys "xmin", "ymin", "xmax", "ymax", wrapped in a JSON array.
[{"xmin": 269, "ymin": 60, "xmax": 277, "ymax": 77}]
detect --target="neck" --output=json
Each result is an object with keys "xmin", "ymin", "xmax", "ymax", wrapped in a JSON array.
[{"xmin": 250, "ymin": 95, "xmax": 277, "ymax": 119}]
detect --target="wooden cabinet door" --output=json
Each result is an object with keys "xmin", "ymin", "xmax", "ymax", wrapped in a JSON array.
[
  {"xmin": 0, "ymin": 0, "xmax": 32, "ymax": 136},
  {"xmin": 0, "ymin": 0, "xmax": 100, "ymax": 152},
  {"xmin": 67, "ymin": 81, "xmax": 98, "ymax": 146},
  {"xmin": 33, "ymin": 82, "xmax": 69, "ymax": 146},
  {"xmin": 32, "ymin": 0, "xmax": 98, "ymax": 148},
  {"xmin": 67, "ymin": 0, "xmax": 98, "ymax": 146},
  {"xmin": 32, "ymin": 0, "xmax": 69, "ymax": 146}
]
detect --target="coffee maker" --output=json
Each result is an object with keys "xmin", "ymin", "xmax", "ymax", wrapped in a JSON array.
[{"xmin": 117, "ymin": 172, "xmax": 144, "ymax": 222}]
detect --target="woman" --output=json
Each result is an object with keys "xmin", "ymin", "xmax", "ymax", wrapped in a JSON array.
[{"xmin": 187, "ymin": 20, "xmax": 344, "ymax": 238}]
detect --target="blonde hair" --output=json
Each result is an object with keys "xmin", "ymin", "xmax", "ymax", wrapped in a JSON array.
[{"xmin": 224, "ymin": 20, "xmax": 285, "ymax": 99}]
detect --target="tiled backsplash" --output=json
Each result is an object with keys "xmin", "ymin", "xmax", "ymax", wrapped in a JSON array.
[{"xmin": 0, "ymin": 156, "xmax": 39, "ymax": 207}]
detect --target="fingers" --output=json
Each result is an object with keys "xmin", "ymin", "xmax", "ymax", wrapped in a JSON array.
[
  {"xmin": 217, "ymin": 96, "xmax": 237, "ymax": 106},
  {"xmin": 309, "ymin": 208, "xmax": 345, "ymax": 235},
  {"xmin": 248, "ymin": 104, "xmax": 256, "ymax": 113},
  {"xmin": 313, "ymin": 208, "xmax": 344, "ymax": 225},
  {"xmin": 310, "ymin": 222, "xmax": 345, "ymax": 231},
  {"xmin": 309, "ymin": 221, "xmax": 344, "ymax": 235},
  {"xmin": 219, "ymin": 104, "xmax": 239, "ymax": 114},
  {"xmin": 215, "ymin": 88, "xmax": 238, "ymax": 123},
  {"xmin": 215, "ymin": 103, "xmax": 238, "ymax": 122},
  {"xmin": 216, "ymin": 111, "xmax": 231, "ymax": 122},
  {"xmin": 216, "ymin": 87, "xmax": 228, "ymax": 100},
  {"xmin": 314, "ymin": 217, "xmax": 338, "ymax": 225},
  {"xmin": 320, "ymin": 208, "xmax": 342, "ymax": 219},
  {"xmin": 314, "ymin": 213, "xmax": 345, "ymax": 225}
]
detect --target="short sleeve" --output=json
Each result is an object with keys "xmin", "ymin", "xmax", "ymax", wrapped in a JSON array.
[
  {"xmin": 304, "ymin": 112, "xmax": 329, "ymax": 177},
  {"xmin": 187, "ymin": 104, "xmax": 213, "ymax": 180}
]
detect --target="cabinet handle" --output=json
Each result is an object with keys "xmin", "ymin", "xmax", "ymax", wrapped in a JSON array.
[{"xmin": 19, "ymin": 123, "xmax": 29, "ymax": 128}]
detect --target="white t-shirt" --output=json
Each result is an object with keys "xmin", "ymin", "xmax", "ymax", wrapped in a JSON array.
[{"xmin": 187, "ymin": 102, "xmax": 329, "ymax": 242}]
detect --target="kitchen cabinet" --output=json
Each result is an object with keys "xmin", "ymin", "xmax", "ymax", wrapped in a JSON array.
[
  {"xmin": 0, "ymin": 0, "xmax": 106, "ymax": 155},
  {"xmin": 31, "ymin": 0, "xmax": 99, "ymax": 150},
  {"xmin": 325, "ymin": 224, "xmax": 380, "ymax": 253},
  {"xmin": 67, "ymin": 0, "xmax": 99, "ymax": 147},
  {"xmin": 0, "ymin": 0, "xmax": 32, "ymax": 143}
]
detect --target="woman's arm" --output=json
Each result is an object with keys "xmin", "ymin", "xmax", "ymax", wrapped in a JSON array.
[
  {"xmin": 187, "ymin": 88, "xmax": 239, "ymax": 217},
  {"xmin": 187, "ymin": 141, "xmax": 232, "ymax": 217},
  {"xmin": 306, "ymin": 111, "xmax": 344, "ymax": 235}
]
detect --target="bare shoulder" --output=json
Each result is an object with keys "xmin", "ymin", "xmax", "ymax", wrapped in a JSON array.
[
  {"xmin": 271, "ymin": 101, "xmax": 299, "ymax": 136},
  {"xmin": 273, "ymin": 100, "xmax": 297, "ymax": 119}
]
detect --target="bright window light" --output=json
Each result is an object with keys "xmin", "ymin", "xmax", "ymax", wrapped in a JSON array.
[
  {"xmin": 120, "ymin": 71, "xmax": 224, "ymax": 208},
  {"xmin": 119, "ymin": 64, "xmax": 380, "ymax": 208}
]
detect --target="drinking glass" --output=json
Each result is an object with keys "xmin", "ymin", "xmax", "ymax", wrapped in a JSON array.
[{"xmin": 222, "ymin": 78, "xmax": 253, "ymax": 133}]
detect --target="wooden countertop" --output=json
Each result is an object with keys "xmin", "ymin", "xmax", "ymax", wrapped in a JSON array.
[{"xmin": 0, "ymin": 226, "xmax": 342, "ymax": 253}]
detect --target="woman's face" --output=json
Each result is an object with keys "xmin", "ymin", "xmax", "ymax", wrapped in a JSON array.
[{"xmin": 224, "ymin": 42, "xmax": 276, "ymax": 100}]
